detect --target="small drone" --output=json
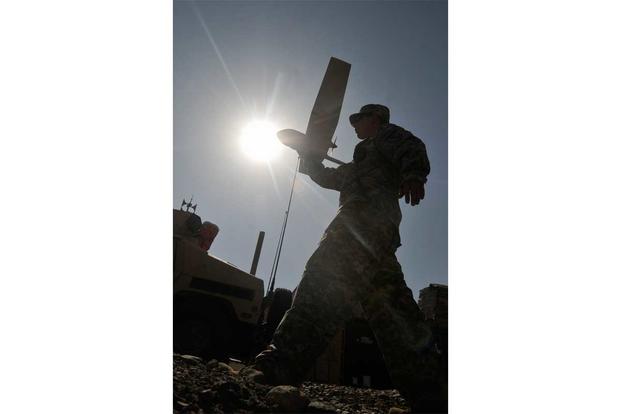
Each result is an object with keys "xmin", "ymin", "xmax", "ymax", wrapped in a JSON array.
[{"xmin": 277, "ymin": 57, "xmax": 350, "ymax": 165}]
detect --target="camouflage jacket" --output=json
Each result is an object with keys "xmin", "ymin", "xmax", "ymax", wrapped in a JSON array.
[{"xmin": 300, "ymin": 123, "xmax": 430, "ymax": 227}]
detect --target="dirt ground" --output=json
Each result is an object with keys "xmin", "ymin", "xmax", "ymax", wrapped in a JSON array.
[{"xmin": 173, "ymin": 354, "xmax": 410, "ymax": 414}]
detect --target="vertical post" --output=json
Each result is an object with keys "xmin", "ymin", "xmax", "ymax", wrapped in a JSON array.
[{"xmin": 250, "ymin": 231, "xmax": 265, "ymax": 275}]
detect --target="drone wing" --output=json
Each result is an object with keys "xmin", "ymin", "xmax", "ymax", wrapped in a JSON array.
[{"xmin": 304, "ymin": 57, "xmax": 351, "ymax": 157}]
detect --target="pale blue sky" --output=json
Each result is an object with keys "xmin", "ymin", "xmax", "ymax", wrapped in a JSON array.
[{"xmin": 174, "ymin": 0, "xmax": 447, "ymax": 298}]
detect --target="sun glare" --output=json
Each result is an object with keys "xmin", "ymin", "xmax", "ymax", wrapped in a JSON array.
[{"xmin": 240, "ymin": 120, "xmax": 282, "ymax": 162}]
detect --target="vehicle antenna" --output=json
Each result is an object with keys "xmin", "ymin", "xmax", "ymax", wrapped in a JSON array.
[
  {"xmin": 187, "ymin": 195, "xmax": 197, "ymax": 213},
  {"xmin": 267, "ymin": 157, "xmax": 300, "ymax": 294}
]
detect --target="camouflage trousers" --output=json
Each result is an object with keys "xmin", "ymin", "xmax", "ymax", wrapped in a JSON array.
[{"xmin": 271, "ymin": 204, "xmax": 446, "ymax": 408}]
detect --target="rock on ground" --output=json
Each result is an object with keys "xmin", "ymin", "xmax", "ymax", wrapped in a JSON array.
[
  {"xmin": 266, "ymin": 385, "xmax": 309, "ymax": 412},
  {"xmin": 173, "ymin": 353, "xmax": 410, "ymax": 414}
]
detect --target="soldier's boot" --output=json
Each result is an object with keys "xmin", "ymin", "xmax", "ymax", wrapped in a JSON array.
[
  {"xmin": 403, "ymin": 381, "xmax": 448, "ymax": 413},
  {"xmin": 386, "ymin": 346, "xmax": 447, "ymax": 413},
  {"xmin": 403, "ymin": 358, "xmax": 448, "ymax": 413},
  {"xmin": 239, "ymin": 344, "xmax": 299, "ymax": 386}
]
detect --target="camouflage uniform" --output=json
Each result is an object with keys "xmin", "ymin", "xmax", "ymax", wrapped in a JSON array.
[{"xmin": 267, "ymin": 123, "xmax": 446, "ymax": 410}]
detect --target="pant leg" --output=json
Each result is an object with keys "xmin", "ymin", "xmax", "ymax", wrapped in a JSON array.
[
  {"xmin": 271, "ymin": 206, "xmax": 396, "ymax": 383},
  {"xmin": 360, "ymin": 253, "xmax": 448, "ymax": 412}
]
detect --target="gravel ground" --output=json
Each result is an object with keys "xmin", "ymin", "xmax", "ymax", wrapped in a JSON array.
[
  {"xmin": 301, "ymin": 382, "xmax": 408, "ymax": 414},
  {"xmin": 173, "ymin": 354, "xmax": 410, "ymax": 414}
]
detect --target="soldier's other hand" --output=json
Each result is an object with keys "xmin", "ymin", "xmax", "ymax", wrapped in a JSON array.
[{"xmin": 399, "ymin": 180, "xmax": 425, "ymax": 206}]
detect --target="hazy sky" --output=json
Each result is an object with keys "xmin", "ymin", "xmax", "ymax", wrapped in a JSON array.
[{"xmin": 174, "ymin": 0, "xmax": 447, "ymax": 299}]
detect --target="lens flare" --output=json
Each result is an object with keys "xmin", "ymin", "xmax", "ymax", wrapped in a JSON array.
[{"xmin": 240, "ymin": 120, "xmax": 282, "ymax": 162}]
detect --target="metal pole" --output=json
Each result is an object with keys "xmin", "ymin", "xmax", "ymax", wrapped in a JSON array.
[
  {"xmin": 268, "ymin": 157, "xmax": 300, "ymax": 294},
  {"xmin": 250, "ymin": 231, "xmax": 265, "ymax": 275}
]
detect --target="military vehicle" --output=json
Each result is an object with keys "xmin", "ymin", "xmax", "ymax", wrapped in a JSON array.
[{"xmin": 173, "ymin": 206, "xmax": 292, "ymax": 361}]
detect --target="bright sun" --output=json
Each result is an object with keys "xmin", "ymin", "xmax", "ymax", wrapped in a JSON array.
[{"xmin": 240, "ymin": 120, "xmax": 282, "ymax": 162}]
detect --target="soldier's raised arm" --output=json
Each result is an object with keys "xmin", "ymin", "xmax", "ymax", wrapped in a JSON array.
[
  {"xmin": 376, "ymin": 124, "xmax": 431, "ymax": 205},
  {"xmin": 299, "ymin": 157, "xmax": 352, "ymax": 191}
]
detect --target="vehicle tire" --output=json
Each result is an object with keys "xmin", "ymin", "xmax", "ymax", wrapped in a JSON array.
[
  {"xmin": 174, "ymin": 317, "xmax": 213, "ymax": 357},
  {"xmin": 174, "ymin": 309, "xmax": 232, "ymax": 360},
  {"xmin": 265, "ymin": 288, "xmax": 293, "ymax": 337}
]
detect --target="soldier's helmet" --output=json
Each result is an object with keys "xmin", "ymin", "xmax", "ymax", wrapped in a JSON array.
[{"xmin": 349, "ymin": 104, "xmax": 390, "ymax": 125}]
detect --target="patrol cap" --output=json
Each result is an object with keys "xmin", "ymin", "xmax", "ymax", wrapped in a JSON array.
[{"xmin": 349, "ymin": 104, "xmax": 390, "ymax": 125}]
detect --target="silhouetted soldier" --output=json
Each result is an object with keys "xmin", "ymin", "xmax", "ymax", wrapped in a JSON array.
[{"xmin": 245, "ymin": 104, "xmax": 446, "ymax": 413}]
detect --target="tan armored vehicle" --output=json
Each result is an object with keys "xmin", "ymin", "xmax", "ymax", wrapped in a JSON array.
[{"xmin": 173, "ymin": 208, "xmax": 292, "ymax": 360}]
